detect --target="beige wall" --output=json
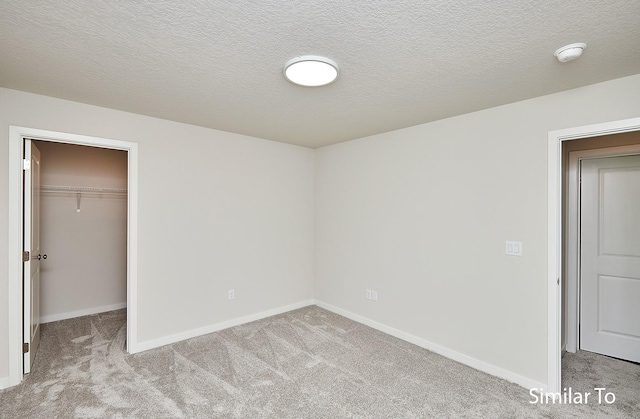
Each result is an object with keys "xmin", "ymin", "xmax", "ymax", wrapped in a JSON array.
[
  {"xmin": 36, "ymin": 141, "xmax": 128, "ymax": 322},
  {"xmin": 314, "ymin": 74, "xmax": 640, "ymax": 386},
  {"xmin": 0, "ymin": 88, "xmax": 315, "ymax": 383}
]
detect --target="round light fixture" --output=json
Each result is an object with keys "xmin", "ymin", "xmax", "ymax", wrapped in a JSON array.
[
  {"xmin": 284, "ymin": 56, "xmax": 339, "ymax": 87},
  {"xmin": 554, "ymin": 43, "xmax": 586, "ymax": 63}
]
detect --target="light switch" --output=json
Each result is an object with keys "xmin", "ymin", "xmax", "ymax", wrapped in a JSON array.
[{"xmin": 506, "ymin": 241, "xmax": 523, "ymax": 256}]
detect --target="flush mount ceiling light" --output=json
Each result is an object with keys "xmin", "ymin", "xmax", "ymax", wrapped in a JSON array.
[
  {"xmin": 554, "ymin": 43, "xmax": 586, "ymax": 63},
  {"xmin": 284, "ymin": 56, "xmax": 339, "ymax": 87}
]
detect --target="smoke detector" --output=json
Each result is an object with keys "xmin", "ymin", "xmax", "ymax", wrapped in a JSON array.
[{"xmin": 554, "ymin": 43, "xmax": 586, "ymax": 63}]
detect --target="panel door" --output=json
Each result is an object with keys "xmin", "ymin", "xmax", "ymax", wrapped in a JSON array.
[
  {"xmin": 24, "ymin": 140, "xmax": 42, "ymax": 373},
  {"xmin": 580, "ymin": 155, "xmax": 640, "ymax": 362}
]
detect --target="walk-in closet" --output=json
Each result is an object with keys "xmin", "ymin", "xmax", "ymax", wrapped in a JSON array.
[{"xmin": 36, "ymin": 141, "xmax": 128, "ymax": 323}]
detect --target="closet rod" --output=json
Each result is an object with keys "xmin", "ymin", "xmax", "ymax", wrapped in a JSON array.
[{"xmin": 40, "ymin": 184, "xmax": 128, "ymax": 195}]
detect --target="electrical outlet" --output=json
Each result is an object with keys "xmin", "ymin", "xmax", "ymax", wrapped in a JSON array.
[
  {"xmin": 371, "ymin": 290, "xmax": 378, "ymax": 302},
  {"xmin": 366, "ymin": 289, "xmax": 372, "ymax": 300},
  {"xmin": 228, "ymin": 289, "xmax": 235, "ymax": 300}
]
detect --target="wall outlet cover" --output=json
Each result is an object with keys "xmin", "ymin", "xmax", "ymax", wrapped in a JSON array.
[{"xmin": 505, "ymin": 241, "xmax": 523, "ymax": 256}]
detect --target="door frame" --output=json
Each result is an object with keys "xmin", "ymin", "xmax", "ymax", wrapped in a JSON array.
[
  {"xmin": 566, "ymin": 145, "xmax": 640, "ymax": 354},
  {"xmin": 8, "ymin": 126, "xmax": 139, "ymax": 387},
  {"xmin": 547, "ymin": 116, "xmax": 640, "ymax": 394}
]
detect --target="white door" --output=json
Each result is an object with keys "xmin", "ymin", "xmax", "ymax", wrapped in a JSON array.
[
  {"xmin": 580, "ymin": 155, "xmax": 640, "ymax": 362},
  {"xmin": 23, "ymin": 140, "xmax": 42, "ymax": 373}
]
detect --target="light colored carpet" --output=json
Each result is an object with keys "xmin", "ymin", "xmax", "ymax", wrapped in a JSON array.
[{"xmin": 0, "ymin": 306, "xmax": 638, "ymax": 418}]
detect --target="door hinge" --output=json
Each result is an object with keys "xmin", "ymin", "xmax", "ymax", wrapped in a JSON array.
[
  {"xmin": 23, "ymin": 159, "xmax": 30, "ymax": 170},
  {"xmin": 23, "ymin": 251, "xmax": 30, "ymax": 262},
  {"xmin": 23, "ymin": 342, "xmax": 29, "ymax": 353}
]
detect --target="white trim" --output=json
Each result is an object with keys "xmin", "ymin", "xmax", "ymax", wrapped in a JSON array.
[
  {"xmin": 8, "ymin": 126, "xmax": 139, "ymax": 388},
  {"xmin": 566, "ymin": 145, "xmax": 640, "ymax": 354},
  {"xmin": 565, "ymin": 150, "xmax": 580, "ymax": 354},
  {"xmin": 314, "ymin": 300, "xmax": 546, "ymax": 391},
  {"xmin": 565, "ymin": 150, "xmax": 579, "ymax": 354},
  {"xmin": 547, "ymin": 131, "xmax": 562, "ymax": 395},
  {"xmin": 40, "ymin": 302, "xmax": 128, "ymax": 324},
  {"xmin": 0, "ymin": 376, "xmax": 10, "ymax": 390},
  {"xmin": 135, "ymin": 300, "xmax": 315, "ymax": 353},
  {"xmin": 8, "ymin": 130, "xmax": 23, "ymax": 388},
  {"xmin": 547, "ymin": 117, "xmax": 640, "ymax": 394}
]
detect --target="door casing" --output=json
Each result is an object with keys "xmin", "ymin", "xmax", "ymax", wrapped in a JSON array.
[{"xmin": 7, "ymin": 126, "xmax": 139, "ymax": 387}]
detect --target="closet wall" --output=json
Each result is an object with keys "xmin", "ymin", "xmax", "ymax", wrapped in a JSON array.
[{"xmin": 36, "ymin": 141, "xmax": 128, "ymax": 323}]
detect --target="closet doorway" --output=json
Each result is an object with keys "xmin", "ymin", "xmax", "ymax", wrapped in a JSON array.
[
  {"xmin": 563, "ymin": 132, "xmax": 640, "ymax": 357},
  {"xmin": 24, "ymin": 140, "xmax": 129, "ymax": 373},
  {"xmin": 8, "ymin": 126, "xmax": 139, "ymax": 387},
  {"xmin": 36, "ymin": 140, "xmax": 128, "ymax": 330}
]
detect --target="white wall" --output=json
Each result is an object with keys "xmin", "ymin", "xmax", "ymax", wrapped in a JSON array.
[
  {"xmin": 37, "ymin": 141, "xmax": 128, "ymax": 322},
  {"xmin": 0, "ymin": 88, "xmax": 315, "ymax": 383},
  {"xmin": 314, "ymin": 74, "xmax": 640, "ymax": 386},
  {"xmin": 2, "ymin": 74, "xmax": 639, "ymax": 389}
]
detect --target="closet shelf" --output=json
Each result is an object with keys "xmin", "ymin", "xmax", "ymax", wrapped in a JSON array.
[{"xmin": 40, "ymin": 184, "xmax": 128, "ymax": 195}]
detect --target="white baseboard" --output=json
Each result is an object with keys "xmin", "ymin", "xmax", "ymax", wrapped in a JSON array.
[
  {"xmin": 314, "ymin": 300, "xmax": 547, "ymax": 391},
  {"xmin": 0, "ymin": 375, "xmax": 10, "ymax": 390},
  {"xmin": 135, "ymin": 300, "xmax": 315, "ymax": 353},
  {"xmin": 40, "ymin": 302, "xmax": 127, "ymax": 324}
]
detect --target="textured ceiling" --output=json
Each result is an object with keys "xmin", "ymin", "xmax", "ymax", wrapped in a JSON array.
[{"xmin": 1, "ymin": 1, "xmax": 639, "ymax": 148}]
